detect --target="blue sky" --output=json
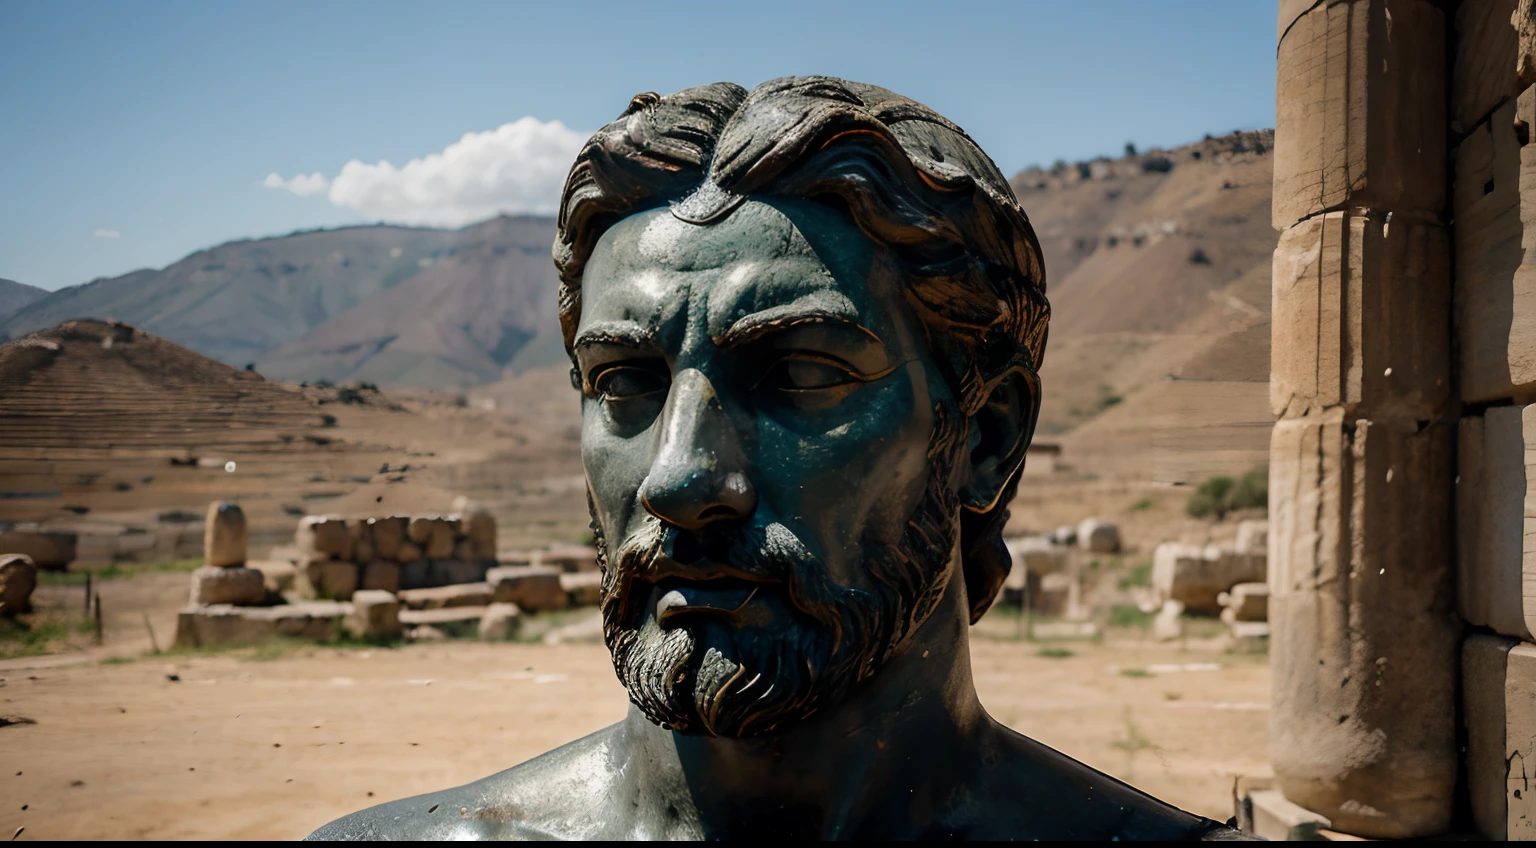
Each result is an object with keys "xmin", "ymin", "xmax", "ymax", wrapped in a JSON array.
[{"xmin": 0, "ymin": 0, "xmax": 1276, "ymax": 291}]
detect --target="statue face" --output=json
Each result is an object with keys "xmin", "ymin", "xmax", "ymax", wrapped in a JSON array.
[{"xmin": 577, "ymin": 197, "xmax": 963, "ymax": 737}]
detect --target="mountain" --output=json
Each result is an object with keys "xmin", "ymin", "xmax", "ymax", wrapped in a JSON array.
[
  {"xmin": 253, "ymin": 216, "xmax": 562, "ymax": 388},
  {"xmin": 0, "ymin": 278, "xmax": 47, "ymax": 323},
  {"xmin": 1011, "ymin": 131, "xmax": 1277, "ymax": 480}
]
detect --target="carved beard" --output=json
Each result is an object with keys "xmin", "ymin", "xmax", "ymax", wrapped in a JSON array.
[{"xmin": 591, "ymin": 405, "xmax": 964, "ymax": 738}]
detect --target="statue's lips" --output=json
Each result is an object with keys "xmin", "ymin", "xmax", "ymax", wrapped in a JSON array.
[{"xmin": 651, "ymin": 574, "xmax": 776, "ymax": 626}]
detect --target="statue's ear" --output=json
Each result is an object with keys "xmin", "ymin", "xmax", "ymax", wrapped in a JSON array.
[{"xmin": 961, "ymin": 367, "xmax": 1039, "ymax": 514}]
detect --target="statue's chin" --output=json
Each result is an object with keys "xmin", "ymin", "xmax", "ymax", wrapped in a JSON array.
[{"xmin": 609, "ymin": 614, "xmax": 857, "ymax": 738}]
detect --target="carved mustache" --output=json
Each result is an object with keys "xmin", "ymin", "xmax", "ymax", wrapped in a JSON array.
[{"xmin": 601, "ymin": 516, "xmax": 869, "ymax": 653}]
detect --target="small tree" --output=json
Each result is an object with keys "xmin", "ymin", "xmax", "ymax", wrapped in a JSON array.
[{"xmin": 1124, "ymin": 141, "xmax": 1137, "ymax": 156}]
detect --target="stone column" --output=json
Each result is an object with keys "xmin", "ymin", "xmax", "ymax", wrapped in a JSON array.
[
  {"xmin": 204, "ymin": 501, "xmax": 248, "ymax": 567},
  {"xmin": 1268, "ymin": 0, "xmax": 1457, "ymax": 837}
]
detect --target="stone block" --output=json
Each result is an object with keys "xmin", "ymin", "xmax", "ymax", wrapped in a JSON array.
[
  {"xmin": 1514, "ymin": 87, "xmax": 1536, "ymax": 393},
  {"xmin": 1454, "ymin": 96, "xmax": 1530, "ymax": 403},
  {"xmin": 425, "ymin": 518, "xmax": 457, "ymax": 559},
  {"xmin": 396, "ymin": 540, "xmax": 424, "ymax": 564},
  {"xmin": 1274, "ymin": 0, "xmax": 1446, "ymax": 228},
  {"xmin": 1457, "ymin": 408, "xmax": 1532, "ymax": 639},
  {"xmin": 1248, "ymin": 788, "xmax": 1331, "ymax": 842},
  {"xmin": 535, "ymin": 544, "xmax": 599, "ymax": 573},
  {"xmin": 344, "ymin": 589, "xmax": 401, "ymax": 640},
  {"xmin": 296, "ymin": 516, "xmax": 352, "ymax": 561},
  {"xmin": 1151, "ymin": 599, "xmax": 1184, "ymax": 642},
  {"xmin": 297, "ymin": 560, "xmax": 359, "ymax": 601},
  {"xmin": 1453, "ymin": 0, "xmax": 1520, "ymax": 131},
  {"xmin": 1030, "ymin": 572, "xmax": 1075, "ymax": 617},
  {"xmin": 1510, "ymin": 642, "xmax": 1536, "ymax": 838},
  {"xmin": 397, "ymin": 582, "xmax": 492, "ymax": 610},
  {"xmin": 367, "ymin": 517, "xmax": 406, "ymax": 560},
  {"xmin": 189, "ymin": 565, "xmax": 266, "ymax": 606},
  {"xmin": 487, "ymin": 565, "xmax": 568, "ymax": 612},
  {"xmin": 1463, "ymin": 633, "xmax": 1519, "ymax": 840},
  {"xmin": 407, "ymin": 516, "xmax": 434, "ymax": 544},
  {"xmin": 561, "ymin": 571, "xmax": 603, "ymax": 607},
  {"xmin": 358, "ymin": 560, "xmax": 400, "ymax": 593},
  {"xmin": 1268, "ymin": 410, "xmax": 1457, "ymax": 838},
  {"xmin": 1047, "ymin": 525, "xmax": 1076, "ymax": 547},
  {"xmin": 1226, "ymin": 621, "xmax": 1270, "ymax": 654},
  {"xmin": 398, "ymin": 558, "xmax": 429, "ymax": 591},
  {"xmin": 1151, "ymin": 542, "xmax": 1264, "ymax": 615},
  {"xmin": 1271, "ymin": 212, "xmax": 1451, "ymax": 419},
  {"xmin": 463, "ymin": 510, "xmax": 497, "ymax": 559},
  {"xmin": 0, "ymin": 554, "xmax": 37, "ymax": 616},
  {"xmin": 478, "ymin": 603, "xmax": 522, "ymax": 641},
  {"xmin": 434, "ymin": 558, "xmax": 488, "ymax": 585},
  {"xmin": 1219, "ymin": 582, "xmax": 1269, "ymax": 623},
  {"xmin": 454, "ymin": 537, "xmax": 477, "ymax": 560},
  {"xmin": 1075, "ymin": 518, "xmax": 1120, "ymax": 554},
  {"xmin": 1234, "ymin": 519, "xmax": 1267, "ymax": 556},
  {"xmin": 0, "ymin": 530, "xmax": 76, "ymax": 570},
  {"xmin": 348, "ymin": 520, "xmax": 374, "ymax": 565},
  {"xmin": 400, "ymin": 606, "xmax": 484, "ymax": 639},
  {"xmin": 1005, "ymin": 536, "xmax": 1068, "ymax": 577},
  {"xmin": 203, "ymin": 501, "xmax": 247, "ymax": 567},
  {"xmin": 172, "ymin": 601, "xmax": 350, "ymax": 648},
  {"xmin": 251, "ymin": 559, "xmax": 296, "ymax": 594}
]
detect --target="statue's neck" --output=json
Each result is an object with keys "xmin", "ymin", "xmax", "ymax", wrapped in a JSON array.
[{"xmin": 619, "ymin": 570, "xmax": 989, "ymax": 840}]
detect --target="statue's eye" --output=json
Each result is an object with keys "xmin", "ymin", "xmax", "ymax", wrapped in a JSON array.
[
  {"xmin": 592, "ymin": 364, "xmax": 669, "ymax": 400},
  {"xmin": 761, "ymin": 357, "xmax": 859, "ymax": 393}
]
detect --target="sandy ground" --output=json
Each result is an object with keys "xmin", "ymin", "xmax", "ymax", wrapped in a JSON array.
[{"xmin": 0, "ymin": 614, "xmax": 1269, "ymax": 841}]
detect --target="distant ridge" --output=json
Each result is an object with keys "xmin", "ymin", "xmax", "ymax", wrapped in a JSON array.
[{"xmin": 0, "ymin": 278, "xmax": 47, "ymax": 325}]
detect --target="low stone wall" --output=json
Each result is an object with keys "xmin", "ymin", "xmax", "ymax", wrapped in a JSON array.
[{"xmin": 294, "ymin": 512, "xmax": 497, "ymax": 599}]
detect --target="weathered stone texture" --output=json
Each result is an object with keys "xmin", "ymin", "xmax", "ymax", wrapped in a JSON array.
[
  {"xmin": 1463, "ymin": 633, "xmax": 1519, "ymax": 841},
  {"xmin": 174, "ymin": 601, "xmax": 350, "ymax": 648},
  {"xmin": 297, "ymin": 560, "xmax": 359, "ymax": 601},
  {"xmin": 1151, "ymin": 541, "xmax": 1265, "ymax": 614},
  {"xmin": 344, "ymin": 590, "xmax": 401, "ymax": 640},
  {"xmin": 0, "ymin": 531, "xmax": 76, "ymax": 570},
  {"xmin": 1454, "ymin": 0, "xmax": 1520, "ymax": 131},
  {"xmin": 1268, "ymin": 410, "xmax": 1457, "ymax": 837},
  {"xmin": 1455, "ymin": 95, "xmax": 1531, "ymax": 403},
  {"xmin": 1271, "ymin": 211, "xmax": 1450, "ymax": 419},
  {"xmin": 463, "ymin": 510, "xmax": 497, "ymax": 559},
  {"xmin": 359, "ymin": 560, "xmax": 401, "ymax": 593},
  {"xmin": 188, "ymin": 565, "xmax": 265, "ymax": 606},
  {"xmin": 0, "ymin": 554, "xmax": 37, "ymax": 617},
  {"xmin": 369, "ymin": 517, "xmax": 406, "ymax": 560},
  {"xmin": 1511, "ymin": 87, "xmax": 1536, "ymax": 394},
  {"xmin": 488, "ymin": 565, "xmax": 568, "ymax": 612},
  {"xmin": 1457, "ymin": 408, "xmax": 1531, "ymax": 639},
  {"xmin": 398, "ymin": 582, "xmax": 492, "ymax": 610},
  {"xmin": 478, "ymin": 603, "xmax": 522, "ymax": 641},
  {"xmin": 203, "ymin": 501, "xmax": 248, "ymax": 567},
  {"xmin": 1274, "ymin": 0, "xmax": 1447, "ymax": 228},
  {"xmin": 1075, "ymin": 518, "xmax": 1120, "ymax": 554},
  {"xmin": 1507, "ymin": 641, "xmax": 1536, "ymax": 837},
  {"xmin": 1219, "ymin": 582, "xmax": 1269, "ymax": 623},
  {"xmin": 296, "ymin": 516, "xmax": 352, "ymax": 561}
]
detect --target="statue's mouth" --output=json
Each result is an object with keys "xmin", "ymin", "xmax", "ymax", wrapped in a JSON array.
[{"xmin": 653, "ymin": 577, "xmax": 767, "ymax": 626}]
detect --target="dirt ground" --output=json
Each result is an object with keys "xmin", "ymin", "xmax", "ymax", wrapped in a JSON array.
[{"xmin": 1, "ymin": 582, "xmax": 1269, "ymax": 840}]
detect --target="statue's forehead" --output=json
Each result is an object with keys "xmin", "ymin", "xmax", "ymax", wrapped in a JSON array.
[{"xmin": 580, "ymin": 199, "xmax": 887, "ymax": 340}]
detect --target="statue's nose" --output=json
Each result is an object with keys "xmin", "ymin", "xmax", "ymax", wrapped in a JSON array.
[{"xmin": 638, "ymin": 369, "xmax": 757, "ymax": 531}]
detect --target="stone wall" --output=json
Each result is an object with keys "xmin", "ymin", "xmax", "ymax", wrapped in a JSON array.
[{"xmin": 1265, "ymin": 0, "xmax": 1536, "ymax": 839}]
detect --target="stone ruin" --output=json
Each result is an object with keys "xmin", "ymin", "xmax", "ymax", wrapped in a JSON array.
[
  {"xmin": 174, "ymin": 501, "xmax": 603, "ymax": 648},
  {"xmin": 999, "ymin": 517, "xmax": 1123, "ymax": 622},
  {"xmin": 1148, "ymin": 518, "xmax": 1269, "ymax": 649},
  {"xmin": 1241, "ymin": 1, "xmax": 1536, "ymax": 840}
]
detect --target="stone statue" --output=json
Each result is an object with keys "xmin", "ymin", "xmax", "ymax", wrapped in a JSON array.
[{"xmin": 310, "ymin": 77, "xmax": 1244, "ymax": 841}]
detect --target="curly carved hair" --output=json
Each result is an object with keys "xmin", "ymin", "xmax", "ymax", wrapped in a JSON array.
[{"xmin": 553, "ymin": 76, "xmax": 1049, "ymax": 623}]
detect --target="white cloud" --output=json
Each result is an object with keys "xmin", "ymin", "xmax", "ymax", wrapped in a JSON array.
[
  {"xmin": 262, "ymin": 171, "xmax": 331, "ymax": 197},
  {"xmin": 93, "ymin": 229, "xmax": 121, "ymax": 239},
  {"xmin": 263, "ymin": 117, "xmax": 587, "ymax": 228}
]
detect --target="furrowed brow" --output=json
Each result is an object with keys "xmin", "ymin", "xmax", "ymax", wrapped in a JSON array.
[{"xmin": 716, "ymin": 309, "xmax": 880, "ymax": 350}]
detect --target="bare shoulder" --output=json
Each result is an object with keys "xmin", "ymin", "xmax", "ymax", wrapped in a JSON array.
[
  {"xmin": 962, "ymin": 721, "xmax": 1250, "ymax": 841},
  {"xmin": 305, "ymin": 723, "xmax": 625, "ymax": 841}
]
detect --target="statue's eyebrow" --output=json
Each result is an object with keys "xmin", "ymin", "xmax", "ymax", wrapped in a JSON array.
[
  {"xmin": 573, "ymin": 322, "xmax": 657, "ymax": 350},
  {"xmin": 716, "ymin": 309, "xmax": 881, "ymax": 351}
]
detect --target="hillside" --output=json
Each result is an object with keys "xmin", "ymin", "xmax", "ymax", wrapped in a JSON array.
[
  {"xmin": 0, "ymin": 278, "xmax": 46, "ymax": 322},
  {"xmin": 0, "ymin": 220, "xmax": 557, "ymax": 380},
  {"xmin": 1010, "ymin": 131, "xmax": 1277, "ymax": 481},
  {"xmin": 253, "ymin": 216, "xmax": 563, "ymax": 387}
]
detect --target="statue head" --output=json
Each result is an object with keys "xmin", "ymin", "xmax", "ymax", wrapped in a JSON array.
[{"xmin": 554, "ymin": 77, "xmax": 1048, "ymax": 738}]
